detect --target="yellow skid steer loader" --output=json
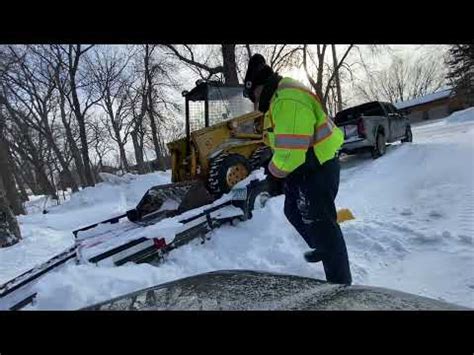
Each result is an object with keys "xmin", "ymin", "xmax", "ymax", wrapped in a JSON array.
[{"xmin": 127, "ymin": 80, "xmax": 354, "ymax": 224}]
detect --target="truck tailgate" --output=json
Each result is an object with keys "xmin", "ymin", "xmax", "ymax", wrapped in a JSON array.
[{"xmin": 342, "ymin": 124, "xmax": 358, "ymax": 140}]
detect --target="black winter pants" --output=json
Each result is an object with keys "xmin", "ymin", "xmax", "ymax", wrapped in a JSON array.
[{"xmin": 283, "ymin": 151, "xmax": 352, "ymax": 285}]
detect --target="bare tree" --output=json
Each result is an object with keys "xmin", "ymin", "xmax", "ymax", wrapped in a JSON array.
[
  {"xmin": 302, "ymin": 44, "xmax": 354, "ymax": 113},
  {"xmin": 0, "ymin": 136, "xmax": 25, "ymax": 216},
  {"xmin": 59, "ymin": 44, "xmax": 99, "ymax": 187},
  {"xmin": 355, "ymin": 51, "xmax": 447, "ymax": 104},
  {"xmin": 1, "ymin": 72, "xmax": 56, "ymax": 198},
  {"xmin": 11, "ymin": 161, "xmax": 29, "ymax": 203},
  {"xmin": 125, "ymin": 79, "xmax": 148, "ymax": 174},
  {"xmin": 0, "ymin": 184, "xmax": 21, "ymax": 247},
  {"xmin": 331, "ymin": 44, "xmax": 343, "ymax": 112},
  {"xmin": 9, "ymin": 148, "xmax": 41, "ymax": 196},
  {"xmin": 6, "ymin": 117, "xmax": 58, "ymax": 199},
  {"xmin": 234, "ymin": 44, "xmax": 301, "ymax": 83},
  {"xmin": 2, "ymin": 45, "xmax": 80, "ymax": 193},
  {"xmin": 46, "ymin": 45, "xmax": 88, "ymax": 187},
  {"xmin": 167, "ymin": 44, "xmax": 301, "ymax": 86},
  {"xmin": 127, "ymin": 45, "xmax": 181, "ymax": 170},
  {"xmin": 164, "ymin": 44, "xmax": 231, "ymax": 83},
  {"xmin": 88, "ymin": 46, "xmax": 134, "ymax": 172},
  {"xmin": 88, "ymin": 116, "xmax": 115, "ymax": 172},
  {"xmin": 0, "ymin": 106, "xmax": 25, "ymax": 216},
  {"xmin": 0, "ymin": 51, "xmax": 26, "ymax": 215},
  {"xmin": 252, "ymin": 45, "xmax": 301, "ymax": 72},
  {"xmin": 221, "ymin": 44, "xmax": 239, "ymax": 85},
  {"xmin": 143, "ymin": 45, "xmax": 165, "ymax": 169}
]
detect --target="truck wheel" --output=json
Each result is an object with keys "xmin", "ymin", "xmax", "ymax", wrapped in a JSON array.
[
  {"xmin": 401, "ymin": 126, "xmax": 413, "ymax": 143},
  {"xmin": 371, "ymin": 131, "xmax": 386, "ymax": 159},
  {"xmin": 208, "ymin": 153, "xmax": 251, "ymax": 196},
  {"xmin": 249, "ymin": 146, "xmax": 272, "ymax": 170}
]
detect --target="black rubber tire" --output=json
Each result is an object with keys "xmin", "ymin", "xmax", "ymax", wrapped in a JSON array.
[
  {"xmin": 208, "ymin": 153, "xmax": 251, "ymax": 196},
  {"xmin": 371, "ymin": 131, "xmax": 386, "ymax": 159},
  {"xmin": 249, "ymin": 146, "xmax": 273, "ymax": 171},
  {"xmin": 401, "ymin": 125, "xmax": 413, "ymax": 143}
]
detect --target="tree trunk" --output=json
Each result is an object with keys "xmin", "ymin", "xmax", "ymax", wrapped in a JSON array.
[
  {"xmin": 9, "ymin": 148, "xmax": 28, "ymax": 203},
  {"xmin": 144, "ymin": 45, "xmax": 165, "ymax": 170},
  {"xmin": 221, "ymin": 44, "xmax": 239, "ymax": 85},
  {"xmin": 331, "ymin": 44, "xmax": 343, "ymax": 113},
  {"xmin": 11, "ymin": 125, "xmax": 56, "ymax": 198},
  {"xmin": 43, "ymin": 125, "xmax": 79, "ymax": 193},
  {"xmin": 15, "ymin": 158, "xmax": 40, "ymax": 195},
  {"xmin": 18, "ymin": 144, "xmax": 57, "ymax": 199},
  {"xmin": 131, "ymin": 130, "xmax": 145, "ymax": 174},
  {"xmin": 12, "ymin": 165, "xmax": 29, "ymax": 203},
  {"xmin": 58, "ymin": 91, "xmax": 86, "ymax": 187},
  {"xmin": 0, "ymin": 137, "xmax": 25, "ymax": 215},
  {"xmin": 35, "ymin": 164, "xmax": 57, "ymax": 199},
  {"xmin": 116, "ymin": 136, "xmax": 130, "ymax": 172},
  {"xmin": 147, "ymin": 110, "xmax": 164, "ymax": 170},
  {"xmin": 108, "ymin": 105, "xmax": 130, "ymax": 172},
  {"xmin": 47, "ymin": 155, "xmax": 58, "ymax": 200},
  {"xmin": 316, "ymin": 46, "xmax": 326, "ymax": 104},
  {"xmin": 110, "ymin": 119, "xmax": 130, "ymax": 172},
  {"xmin": 0, "ymin": 186, "xmax": 21, "ymax": 248},
  {"xmin": 73, "ymin": 105, "xmax": 95, "ymax": 187},
  {"xmin": 68, "ymin": 45, "xmax": 95, "ymax": 187}
]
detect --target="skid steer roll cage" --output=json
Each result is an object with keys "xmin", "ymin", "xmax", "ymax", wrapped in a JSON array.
[{"xmin": 182, "ymin": 80, "xmax": 253, "ymax": 155}]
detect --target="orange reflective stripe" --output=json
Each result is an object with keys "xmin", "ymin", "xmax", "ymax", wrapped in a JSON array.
[
  {"xmin": 311, "ymin": 118, "xmax": 337, "ymax": 145},
  {"xmin": 274, "ymin": 79, "xmax": 339, "ymax": 154},
  {"xmin": 315, "ymin": 122, "xmax": 332, "ymax": 142},
  {"xmin": 268, "ymin": 160, "xmax": 289, "ymax": 178},
  {"xmin": 274, "ymin": 134, "xmax": 312, "ymax": 150}
]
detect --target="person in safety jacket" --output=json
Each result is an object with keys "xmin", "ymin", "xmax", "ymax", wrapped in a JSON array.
[{"xmin": 243, "ymin": 54, "xmax": 352, "ymax": 285}]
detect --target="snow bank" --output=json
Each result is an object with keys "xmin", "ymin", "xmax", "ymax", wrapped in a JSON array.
[
  {"xmin": 445, "ymin": 107, "xmax": 474, "ymax": 124},
  {"xmin": 0, "ymin": 171, "xmax": 171, "ymax": 284}
]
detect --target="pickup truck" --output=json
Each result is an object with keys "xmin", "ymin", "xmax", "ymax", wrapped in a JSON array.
[{"xmin": 334, "ymin": 101, "xmax": 413, "ymax": 158}]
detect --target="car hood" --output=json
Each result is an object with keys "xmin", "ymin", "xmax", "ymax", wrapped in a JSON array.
[{"xmin": 82, "ymin": 270, "xmax": 467, "ymax": 311}]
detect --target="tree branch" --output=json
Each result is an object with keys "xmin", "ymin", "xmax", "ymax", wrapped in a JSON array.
[
  {"xmin": 323, "ymin": 45, "xmax": 353, "ymax": 103},
  {"xmin": 164, "ymin": 44, "xmax": 224, "ymax": 76}
]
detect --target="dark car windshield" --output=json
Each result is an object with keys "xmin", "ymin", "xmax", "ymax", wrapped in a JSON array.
[{"xmin": 335, "ymin": 102, "xmax": 386, "ymax": 125}]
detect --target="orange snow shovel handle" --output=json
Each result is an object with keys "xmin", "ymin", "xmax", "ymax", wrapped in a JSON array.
[{"xmin": 337, "ymin": 208, "xmax": 355, "ymax": 223}]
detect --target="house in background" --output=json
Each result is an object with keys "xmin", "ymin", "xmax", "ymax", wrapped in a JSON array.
[{"xmin": 394, "ymin": 88, "xmax": 467, "ymax": 123}]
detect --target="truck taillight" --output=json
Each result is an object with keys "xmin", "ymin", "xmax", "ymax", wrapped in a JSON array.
[{"xmin": 357, "ymin": 119, "xmax": 365, "ymax": 137}]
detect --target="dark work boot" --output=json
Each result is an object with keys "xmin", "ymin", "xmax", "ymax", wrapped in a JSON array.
[{"xmin": 304, "ymin": 249, "xmax": 324, "ymax": 263}]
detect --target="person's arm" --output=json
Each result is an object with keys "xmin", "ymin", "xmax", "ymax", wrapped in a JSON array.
[{"xmin": 267, "ymin": 99, "xmax": 315, "ymax": 178}]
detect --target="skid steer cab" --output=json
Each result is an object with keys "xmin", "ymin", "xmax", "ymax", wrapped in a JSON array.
[
  {"xmin": 168, "ymin": 79, "xmax": 272, "ymax": 196},
  {"xmin": 127, "ymin": 80, "xmax": 273, "ymax": 223}
]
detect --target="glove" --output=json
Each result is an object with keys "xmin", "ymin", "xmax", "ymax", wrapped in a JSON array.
[{"xmin": 264, "ymin": 163, "xmax": 284, "ymax": 197}]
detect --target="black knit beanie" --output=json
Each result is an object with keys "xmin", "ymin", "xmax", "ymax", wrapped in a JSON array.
[{"xmin": 243, "ymin": 54, "xmax": 274, "ymax": 102}]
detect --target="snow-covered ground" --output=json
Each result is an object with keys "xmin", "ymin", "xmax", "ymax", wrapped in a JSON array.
[{"xmin": 1, "ymin": 108, "xmax": 473, "ymax": 310}]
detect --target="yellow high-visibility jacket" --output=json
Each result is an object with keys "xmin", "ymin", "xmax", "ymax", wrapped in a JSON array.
[{"xmin": 264, "ymin": 77, "xmax": 344, "ymax": 178}]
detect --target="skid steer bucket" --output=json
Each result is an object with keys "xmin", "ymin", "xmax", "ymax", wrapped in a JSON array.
[{"xmin": 126, "ymin": 181, "xmax": 214, "ymax": 223}]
